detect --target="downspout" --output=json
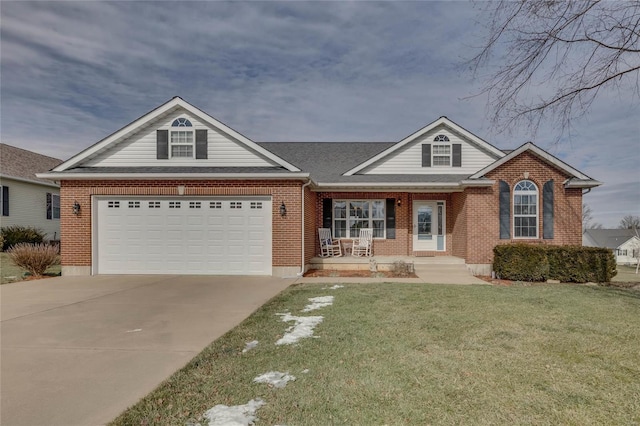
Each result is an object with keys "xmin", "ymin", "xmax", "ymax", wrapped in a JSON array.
[{"xmin": 297, "ymin": 180, "xmax": 312, "ymax": 277}]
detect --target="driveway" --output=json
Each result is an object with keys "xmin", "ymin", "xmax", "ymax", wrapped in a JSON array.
[{"xmin": 1, "ymin": 275, "xmax": 293, "ymax": 426}]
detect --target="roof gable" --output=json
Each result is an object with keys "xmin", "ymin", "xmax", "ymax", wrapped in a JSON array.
[
  {"xmin": 53, "ymin": 97, "xmax": 300, "ymax": 172},
  {"xmin": 344, "ymin": 117, "xmax": 505, "ymax": 176},
  {"xmin": 583, "ymin": 228, "xmax": 639, "ymax": 249},
  {"xmin": 469, "ymin": 142, "xmax": 601, "ymax": 188}
]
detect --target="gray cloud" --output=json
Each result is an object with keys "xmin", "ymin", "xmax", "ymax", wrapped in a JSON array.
[{"xmin": 1, "ymin": 1, "xmax": 637, "ymax": 226}]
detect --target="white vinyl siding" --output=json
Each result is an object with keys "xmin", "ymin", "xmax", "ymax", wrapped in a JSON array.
[
  {"xmin": 363, "ymin": 128, "xmax": 496, "ymax": 174},
  {"xmin": 0, "ymin": 178, "xmax": 60, "ymax": 240},
  {"xmin": 83, "ymin": 110, "xmax": 279, "ymax": 167}
]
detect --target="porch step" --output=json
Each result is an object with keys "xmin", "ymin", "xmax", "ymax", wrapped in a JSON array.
[{"xmin": 309, "ymin": 255, "xmax": 465, "ymax": 271}]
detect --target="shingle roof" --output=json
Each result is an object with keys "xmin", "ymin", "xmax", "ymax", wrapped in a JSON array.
[
  {"xmin": 258, "ymin": 142, "xmax": 473, "ymax": 184},
  {"xmin": 0, "ymin": 144, "xmax": 63, "ymax": 185},
  {"xmin": 583, "ymin": 228, "xmax": 638, "ymax": 249},
  {"xmin": 64, "ymin": 166, "xmax": 295, "ymax": 174}
]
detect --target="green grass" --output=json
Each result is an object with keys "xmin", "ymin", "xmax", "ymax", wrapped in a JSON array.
[
  {"xmin": 0, "ymin": 252, "xmax": 61, "ymax": 284},
  {"xmin": 613, "ymin": 264, "xmax": 640, "ymax": 283},
  {"xmin": 110, "ymin": 283, "xmax": 640, "ymax": 425}
]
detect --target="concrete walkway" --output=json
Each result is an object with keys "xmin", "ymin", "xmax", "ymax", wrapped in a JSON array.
[{"xmin": 0, "ymin": 275, "xmax": 294, "ymax": 426}]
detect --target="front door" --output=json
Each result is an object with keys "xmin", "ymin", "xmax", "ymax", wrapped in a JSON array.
[{"xmin": 413, "ymin": 201, "xmax": 445, "ymax": 252}]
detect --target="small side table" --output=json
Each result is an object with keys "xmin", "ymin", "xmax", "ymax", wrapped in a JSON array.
[{"xmin": 340, "ymin": 239, "xmax": 354, "ymax": 256}]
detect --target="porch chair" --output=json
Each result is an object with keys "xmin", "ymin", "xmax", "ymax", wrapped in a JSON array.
[
  {"xmin": 318, "ymin": 228, "xmax": 342, "ymax": 257},
  {"xmin": 352, "ymin": 228, "xmax": 373, "ymax": 257}
]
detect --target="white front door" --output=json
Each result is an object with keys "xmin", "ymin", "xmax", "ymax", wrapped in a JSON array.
[{"xmin": 413, "ymin": 201, "xmax": 445, "ymax": 252}]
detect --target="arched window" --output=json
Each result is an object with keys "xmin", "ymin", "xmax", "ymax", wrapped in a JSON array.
[
  {"xmin": 513, "ymin": 180, "xmax": 538, "ymax": 238},
  {"xmin": 170, "ymin": 118, "xmax": 194, "ymax": 157},
  {"xmin": 432, "ymin": 134, "xmax": 451, "ymax": 166},
  {"xmin": 171, "ymin": 118, "xmax": 192, "ymax": 127}
]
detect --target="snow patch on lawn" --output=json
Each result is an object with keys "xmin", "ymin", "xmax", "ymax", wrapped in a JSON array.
[
  {"xmin": 324, "ymin": 284, "xmax": 344, "ymax": 290},
  {"xmin": 242, "ymin": 340, "xmax": 259, "ymax": 353},
  {"xmin": 275, "ymin": 313, "xmax": 324, "ymax": 345},
  {"xmin": 302, "ymin": 296, "xmax": 334, "ymax": 312},
  {"xmin": 253, "ymin": 371, "xmax": 296, "ymax": 388},
  {"xmin": 199, "ymin": 398, "xmax": 265, "ymax": 426}
]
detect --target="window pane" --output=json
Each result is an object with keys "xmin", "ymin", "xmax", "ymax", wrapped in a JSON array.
[
  {"xmin": 372, "ymin": 220, "xmax": 384, "ymax": 238},
  {"xmin": 334, "ymin": 220, "xmax": 346, "ymax": 238},
  {"xmin": 171, "ymin": 145, "xmax": 193, "ymax": 157},
  {"xmin": 372, "ymin": 201, "xmax": 384, "ymax": 218},
  {"xmin": 334, "ymin": 201, "xmax": 346, "ymax": 219}
]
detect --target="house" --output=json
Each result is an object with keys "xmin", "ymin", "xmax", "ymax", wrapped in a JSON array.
[
  {"xmin": 583, "ymin": 229, "xmax": 639, "ymax": 265},
  {"xmin": 37, "ymin": 97, "xmax": 601, "ymax": 277},
  {"xmin": 0, "ymin": 143, "xmax": 63, "ymax": 241}
]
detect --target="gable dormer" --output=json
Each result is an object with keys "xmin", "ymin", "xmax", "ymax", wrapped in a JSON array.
[
  {"xmin": 344, "ymin": 117, "xmax": 505, "ymax": 176},
  {"xmin": 53, "ymin": 97, "xmax": 300, "ymax": 171}
]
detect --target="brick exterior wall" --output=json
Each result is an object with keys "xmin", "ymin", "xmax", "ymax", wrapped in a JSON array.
[
  {"xmin": 465, "ymin": 151, "xmax": 583, "ymax": 264},
  {"xmin": 315, "ymin": 192, "xmax": 454, "ymax": 257},
  {"xmin": 61, "ymin": 150, "xmax": 584, "ymax": 273},
  {"xmin": 60, "ymin": 179, "xmax": 305, "ymax": 270}
]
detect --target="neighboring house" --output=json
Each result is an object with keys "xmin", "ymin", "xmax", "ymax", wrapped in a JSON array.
[
  {"xmin": 583, "ymin": 229, "xmax": 640, "ymax": 265},
  {"xmin": 0, "ymin": 143, "xmax": 63, "ymax": 241},
  {"xmin": 38, "ymin": 97, "xmax": 601, "ymax": 276}
]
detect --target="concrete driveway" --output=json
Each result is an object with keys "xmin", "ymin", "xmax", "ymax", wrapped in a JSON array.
[{"xmin": 1, "ymin": 275, "xmax": 293, "ymax": 426}]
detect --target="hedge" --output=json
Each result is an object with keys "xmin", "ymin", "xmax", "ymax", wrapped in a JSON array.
[
  {"xmin": 493, "ymin": 244, "xmax": 617, "ymax": 283},
  {"xmin": 1, "ymin": 226, "xmax": 45, "ymax": 251}
]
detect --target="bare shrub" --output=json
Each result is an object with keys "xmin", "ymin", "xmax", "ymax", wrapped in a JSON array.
[
  {"xmin": 392, "ymin": 261, "xmax": 414, "ymax": 277},
  {"xmin": 7, "ymin": 243, "xmax": 60, "ymax": 277}
]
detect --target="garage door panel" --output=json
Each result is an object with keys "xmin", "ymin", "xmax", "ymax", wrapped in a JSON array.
[{"xmin": 96, "ymin": 197, "xmax": 271, "ymax": 275}]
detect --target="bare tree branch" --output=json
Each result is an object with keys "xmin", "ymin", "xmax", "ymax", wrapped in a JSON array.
[{"xmin": 469, "ymin": 0, "xmax": 640, "ymax": 139}]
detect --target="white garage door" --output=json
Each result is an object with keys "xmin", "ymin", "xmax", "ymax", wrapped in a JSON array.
[{"xmin": 95, "ymin": 197, "xmax": 272, "ymax": 275}]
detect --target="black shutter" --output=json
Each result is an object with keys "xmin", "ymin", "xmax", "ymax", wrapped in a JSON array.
[
  {"xmin": 157, "ymin": 130, "xmax": 169, "ymax": 159},
  {"xmin": 452, "ymin": 144, "xmax": 462, "ymax": 167},
  {"xmin": 543, "ymin": 180, "xmax": 554, "ymax": 239},
  {"xmin": 195, "ymin": 129, "xmax": 208, "ymax": 159},
  {"xmin": 386, "ymin": 198, "xmax": 396, "ymax": 239},
  {"xmin": 2, "ymin": 186, "xmax": 8, "ymax": 216},
  {"xmin": 322, "ymin": 198, "xmax": 333, "ymax": 229},
  {"xmin": 499, "ymin": 180, "xmax": 510, "ymax": 239},
  {"xmin": 422, "ymin": 144, "xmax": 431, "ymax": 167},
  {"xmin": 46, "ymin": 192, "xmax": 52, "ymax": 220}
]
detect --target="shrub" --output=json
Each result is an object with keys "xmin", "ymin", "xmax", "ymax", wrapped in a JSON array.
[
  {"xmin": 493, "ymin": 244, "xmax": 617, "ymax": 283},
  {"xmin": 493, "ymin": 244, "xmax": 550, "ymax": 282},
  {"xmin": 1, "ymin": 226, "xmax": 45, "ymax": 251},
  {"xmin": 7, "ymin": 243, "xmax": 60, "ymax": 277},
  {"xmin": 546, "ymin": 246, "xmax": 616, "ymax": 283},
  {"xmin": 392, "ymin": 260, "xmax": 414, "ymax": 277}
]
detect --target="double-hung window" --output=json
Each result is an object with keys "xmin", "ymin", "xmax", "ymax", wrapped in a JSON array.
[
  {"xmin": 46, "ymin": 193, "xmax": 60, "ymax": 220},
  {"xmin": 333, "ymin": 200, "xmax": 385, "ymax": 238},
  {"xmin": 432, "ymin": 134, "xmax": 451, "ymax": 166},
  {"xmin": 170, "ymin": 118, "xmax": 194, "ymax": 158},
  {"xmin": 513, "ymin": 180, "xmax": 538, "ymax": 238}
]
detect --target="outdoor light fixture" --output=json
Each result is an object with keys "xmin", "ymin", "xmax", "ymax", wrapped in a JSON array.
[
  {"xmin": 279, "ymin": 201, "xmax": 287, "ymax": 217},
  {"xmin": 177, "ymin": 185, "xmax": 185, "ymax": 196},
  {"xmin": 72, "ymin": 201, "xmax": 81, "ymax": 216},
  {"xmin": 397, "ymin": 199, "xmax": 402, "ymax": 207}
]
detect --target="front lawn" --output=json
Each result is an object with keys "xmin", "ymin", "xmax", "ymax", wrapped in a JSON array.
[
  {"xmin": 111, "ymin": 283, "xmax": 640, "ymax": 425},
  {"xmin": 613, "ymin": 264, "xmax": 640, "ymax": 283},
  {"xmin": 0, "ymin": 252, "xmax": 61, "ymax": 284}
]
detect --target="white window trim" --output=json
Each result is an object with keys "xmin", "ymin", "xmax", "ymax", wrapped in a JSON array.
[
  {"xmin": 432, "ymin": 143, "xmax": 451, "ymax": 167},
  {"xmin": 513, "ymin": 180, "xmax": 539, "ymax": 239},
  {"xmin": 169, "ymin": 117, "xmax": 194, "ymax": 159},
  {"xmin": 333, "ymin": 199, "xmax": 386, "ymax": 239}
]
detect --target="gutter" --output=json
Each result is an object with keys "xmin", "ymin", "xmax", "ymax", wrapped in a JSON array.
[
  {"xmin": 0, "ymin": 173, "xmax": 60, "ymax": 188},
  {"xmin": 36, "ymin": 172, "xmax": 311, "ymax": 181}
]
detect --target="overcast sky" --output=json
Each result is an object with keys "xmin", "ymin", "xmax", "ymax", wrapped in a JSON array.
[{"xmin": 1, "ymin": 1, "xmax": 638, "ymax": 227}]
